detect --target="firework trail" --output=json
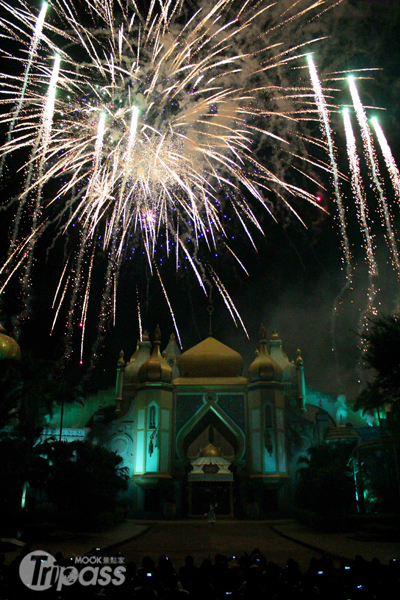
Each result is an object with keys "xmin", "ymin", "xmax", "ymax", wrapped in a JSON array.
[
  {"xmin": 307, "ymin": 56, "xmax": 351, "ymax": 279},
  {"xmin": 371, "ymin": 117, "xmax": 400, "ymax": 206},
  {"xmin": 0, "ymin": 0, "xmax": 341, "ymax": 359},
  {"xmin": 307, "ymin": 54, "xmax": 352, "ymax": 363},
  {"xmin": 343, "ymin": 108, "xmax": 378, "ymax": 355},
  {"xmin": 348, "ymin": 76, "xmax": 400, "ymax": 276},
  {"xmin": 0, "ymin": 1, "xmax": 48, "ymax": 177}
]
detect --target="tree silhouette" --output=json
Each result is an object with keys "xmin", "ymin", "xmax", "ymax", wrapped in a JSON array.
[
  {"xmin": 36, "ymin": 439, "xmax": 129, "ymax": 526},
  {"xmin": 296, "ymin": 443, "xmax": 356, "ymax": 514},
  {"xmin": 354, "ymin": 314, "xmax": 400, "ymax": 429}
]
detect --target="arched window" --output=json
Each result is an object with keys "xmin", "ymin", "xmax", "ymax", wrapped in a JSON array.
[{"xmin": 149, "ymin": 405, "xmax": 156, "ymax": 429}]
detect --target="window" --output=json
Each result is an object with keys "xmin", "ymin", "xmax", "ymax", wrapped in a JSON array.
[
  {"xmin": 265, "ymin": 404, "xmax": 273, "ymax": 429},
  {"xmin": 149, "ymin": 405, "xmax": 156, "ymax": 429}
]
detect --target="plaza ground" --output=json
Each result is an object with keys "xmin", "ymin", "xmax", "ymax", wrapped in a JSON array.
[{"xmin": 3, "ymin": 519, "xmax": 400, "ymax": 570}]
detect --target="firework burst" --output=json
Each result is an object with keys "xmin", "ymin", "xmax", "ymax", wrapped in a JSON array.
[{"xmin": 0, "ymin": 0, "xmax": 344, "ymax": 360}]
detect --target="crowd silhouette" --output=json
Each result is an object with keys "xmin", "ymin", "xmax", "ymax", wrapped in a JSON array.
[{"xmin": 1, "ymin": 547, "xmax": 399, "ymax": 599}]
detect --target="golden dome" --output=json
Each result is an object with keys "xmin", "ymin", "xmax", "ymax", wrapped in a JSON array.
[
  {"xmin": 138, "ymin": 325, "xmax": 172, "ymax": 384},
  {"xmin": 0, "ymin": 325, "xmax": 21, "ymax": 360},
  {"xmin": 200, "ymin": 443, "xmax": 221, "ymax": 457},
  {"xmin": 177, "ymin": 336, "xmax": 243, "ymax": 378},
  {"xmin": 249, "ymin": 325, "xmax": 282, "ymax": 382}
]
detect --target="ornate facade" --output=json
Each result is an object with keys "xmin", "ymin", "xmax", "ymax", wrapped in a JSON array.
[{"xmin": 47, "ymin": 325, "xmax": 329, "ymax": 517}]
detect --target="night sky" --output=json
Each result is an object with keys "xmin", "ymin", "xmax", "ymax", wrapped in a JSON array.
[{"xmin": 1, "ymin": 0, "xmax": 400, "ymax": 401}]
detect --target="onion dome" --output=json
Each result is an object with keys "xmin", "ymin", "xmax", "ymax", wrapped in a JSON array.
[
  {"xmin": 0, "ymin": 324, "xmax": 21, "ymax": 360},
  {"xmin": 138, "ymin": 325, "xmax": 172, "ymax": 384},
  {"xmin": 177, "ymin": 336, "xmax": 243, "ymax": 378},
  {"xmin": 249, "ymin": 325, "xmax": 282, "ymax": 382},
  {"xmin": 269, "ymin": 331, "xmax": 296, "ymax": 382},
  {"xmin": 200, "ymin": 442, "xmax": 221, "ymax": 457},
  {"xmin": 124, "ymin": 334, "xmax": 151, "ymax": 383}
]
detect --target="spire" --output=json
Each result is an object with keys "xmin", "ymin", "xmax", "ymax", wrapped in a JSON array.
[
  {"xmin": 296, "ymin": 348, "xmax": 303, "ymax": 366},
  {"xmin": 207, "ymin": 296, "xmax": 214, "ymax": 337},
  {"xmin": 117, "ymin": 349, "xmax": 125, "ymax": 367}
]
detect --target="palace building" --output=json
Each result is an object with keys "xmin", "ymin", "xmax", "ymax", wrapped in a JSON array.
[{"xmin": 39, "ymin": 323, "xmax": 369, "ymax": 518}]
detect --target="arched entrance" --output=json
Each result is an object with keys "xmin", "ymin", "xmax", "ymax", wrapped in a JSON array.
[{"xmin": 181, "ymin": 410, "xmax": 241, "ymax": 517}]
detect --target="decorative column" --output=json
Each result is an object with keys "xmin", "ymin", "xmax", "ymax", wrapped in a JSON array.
[
  {"xmin": 115, "ymin": 350, "xmax": 125, "ymax": 414},
  {"xmin": 246, "ymin": 325, "xmax": 290, "ymax": 515},
  {"xmin": 132, "ymin": 326, "xmax": 174, "ymax": 515},
  {"xmin": 296, "ymin": 348, "xmax": 306, "ymax": 413}
]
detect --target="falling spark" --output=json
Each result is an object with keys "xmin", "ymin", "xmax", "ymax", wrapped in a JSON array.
[
  {"xmin": 307, "ymin": 54, "xmax": 353, "ymax": 367},
  {"xmin": 0, "ymin": 1, "xmax": 48, "ymax": 176},
  {"xmin": 371, "ymin": 117, "xmax": 400, "ymax": 206},
  {"xmin": 4, "ymin": 0, "xmax": 388, "ymax": 361},
  {"xmin": 348, "ymin": 76, "xmax": 400, "ymax": 276},
  {"xmin": 136, "ymin": 286, "xmax": 142, "ymax": 343},
  {"xmin": 343, "ymin": 108, "xmax": 378, "ymax": 354},
  {"xmin": 154, "ymin": 263, "xmax": 182, "ymax": 348},
  {"xmin": 307, "ymin": 54, "xmax": 352, "ymax": 283}
]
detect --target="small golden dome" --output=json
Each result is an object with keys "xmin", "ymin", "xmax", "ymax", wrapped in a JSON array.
[
  {"xmin": 270, "ymin": 331, "xmax": 296, "ymax": 382},
  {"xmin": 138, "ymin": 326, "xmax": 172, "ymax": 384},
  {"xmin": 177, "ymin": 336, "xmax": 243, "ymax": 378},
  {"xmin": 200, "ymin": 443, "xmax": 221, "ymax": 457},
  {"xmin": 124, "ymin": 334, "xmax": 152, "ymax": 383},
  {"xmin": 249, "ymin": 325, "xmax": 282, "ymax": 382},
  {"xmin": 0, "ymin": 325, "xmax": 21, "ymax": 361}
]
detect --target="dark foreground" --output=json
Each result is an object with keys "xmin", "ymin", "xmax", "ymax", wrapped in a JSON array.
[{"xmin": 116, "ymin": 520, "xmax": 327, "ymax": 571}]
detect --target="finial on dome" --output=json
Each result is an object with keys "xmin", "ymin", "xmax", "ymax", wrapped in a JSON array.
[
  {"xmin": 260, "ymin": 324, "xmax": 267, "ymax": 340},
  {"xmin": 154, "ymin": 324, "xmax": 161, "ymax": 342},
  {"xmin": 142, "ymin": 330, "xmax": 150, "ymax": 341},
  {"xmin": 254, "ymin": 349, "xmax": 259, "ymax": 357},
  {"xmin": 207, "ymin": 293, "xmax": 214, "ymax": 337},
  {"xmin": 296, "ymin": 348, "xmax": 303, "ymax": 366},
  {"xmin": 162, "ymin": 350, "xmax": 167, "ymax": 359},
  {"xmin": 170, "ymin": 332, "xmax": 176, "ymax": 341},
  {"xmin": 117, "ymin": 349, "xmax": 125, "ymax": 367},
  {"xmin": 271, "ymin": 330, "xmax": 280, "ymax": 341}
]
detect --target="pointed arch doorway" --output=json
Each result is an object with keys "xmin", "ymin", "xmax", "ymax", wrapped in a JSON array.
[{"xmin": 183, "ymin": 411, "xmax": 238, "ymax": 517}]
